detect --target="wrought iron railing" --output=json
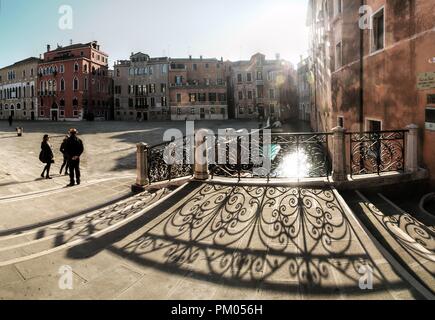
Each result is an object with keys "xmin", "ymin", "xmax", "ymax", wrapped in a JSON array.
[
  {"xmin": 209, "ymin": 132, "xmax": 332, "ymax": 179},
  {"xmin": 347, "ymin": 130, "xmax": 407, "ymax": 176},
  {"xmin": 148, "ymin": 136, "xmax": 194, "ymax": 183}
]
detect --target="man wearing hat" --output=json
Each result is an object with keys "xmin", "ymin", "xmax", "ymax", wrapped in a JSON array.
[{"xmin": 64, "ymin": 128, "xmax": 84, "ymax": 187}]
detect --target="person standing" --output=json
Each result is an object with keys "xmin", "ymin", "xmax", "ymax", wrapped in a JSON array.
[
  {"xmin": 59, "ymin": 135, "xmax": 70, "ymax": 176},
  {"xmin": 39, "ymin": 135, "xmax": 54, "ymax": 179},
  {"xmin": 8, "ymin": 115, "xmax": 13, "ymax": 127},
  {"xmin": 64, "ymin": 128, "xmax": 84, "ymax": 187}
]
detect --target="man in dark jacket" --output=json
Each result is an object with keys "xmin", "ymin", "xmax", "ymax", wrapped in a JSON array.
[{"xmin": 64, "ymin": 128, "xmax": 84, "ymax": 187}]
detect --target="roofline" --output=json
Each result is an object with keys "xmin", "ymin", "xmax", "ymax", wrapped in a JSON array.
[{"xmin": 0, "ymin": 57, "xmax": 42, "ymax": 71}]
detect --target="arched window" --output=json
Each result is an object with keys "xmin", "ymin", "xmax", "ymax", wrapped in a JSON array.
[
  {"xmin": 53, "ymin": 80, "xmax": 57, "ymax": 92},
  {"xmin": 60, "ymin": 65, "xmax": 65, "ymax": 73},
  {"xmin": 72, "ymin": 98, "xmax": 78, "ymax": 107},
  {"xmin": 73, "ymin": 78, "xmax": 79, "ymax": 91},
  {"xmin": 74, "ymin": 62, "xmax": 79, "ymax": 72},
  {"xmin": 60, "ymin": 78, "xmax": 65, "ymax": 91},
  {"xmin": 60, "ymin": 99, "xmax": 65, "ymax": 107}
]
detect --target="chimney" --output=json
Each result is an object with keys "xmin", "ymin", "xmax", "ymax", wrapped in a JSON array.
[
  {"xmin": 200, "ymin": 55, "xmax": 203, "ymax": 60},
  {"xmin": 276, "ymin": 53, "xmax": 281, "ymax": 61},
  {"xmin": 47, "ymin": 44, "xmax": 51, "ymax": 52},
  {"xmin": 70, "ymin": 39, "xmax": 73, "ymax": 45},
  {"xmin": 189, "ymin": 55, "xmax": 192, "ymax": 60},
  {"xmin": 221, "ymin": 57, "xmax": 223, "ymax": 62}
]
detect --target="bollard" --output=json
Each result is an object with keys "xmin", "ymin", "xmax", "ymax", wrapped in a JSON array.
[
  {"xmin": 16, "ymin": 127, "xmax": 23, "ymax": 137},
  {"xmin": 332, "ymin": 126, "xmax": 347, "ymax": 182},
  {"xmin": 131, "ymin": 143, "xmax": 149, "ymax": 193}
]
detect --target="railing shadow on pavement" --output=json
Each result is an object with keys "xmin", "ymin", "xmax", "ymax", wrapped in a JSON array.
[{"xmin": 66, "ymin": 182, "xmax": 419, "ymax": 297}]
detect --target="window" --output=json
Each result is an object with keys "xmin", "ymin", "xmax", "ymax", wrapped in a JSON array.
[
  {"xmin": 161, "ymin": 97, "xmax": 167, "ymax": 106},
  {"xmin": 428, "ymin": 94, "xmax": 435, "ymax": 105},
  {"xmin": 270, "ymin": 104, "xmax": 275, "ymax": 114},
  {"xmin": 189, "ymin": 93, "xmax": 197, "ymax": 103},
  {"xmin": 238, "ymin": 91, "xmax": 243, "ymax": 100},
  {"xmin": 84, "ymin": 78, "xmax": 88, "ymax": 91},
  {"xmin": 335, "ymin": 42, "xmax": 342, "ymax": 70},
  {"xmin": 60, "ymin": 79, "xmax": 65, "ymax": 91},
  {"xmin": 190, "ymin": 108, "xmax": 195, "ymax": 115},
  {"xmin": 73, "ymin": 78, "xmax": 79, "ymax": 91},
  {"xmin": 269, "ymin": 89, "xmax": 275, "ymax": 99},
  {"xmin": 60, "ymin": 65, "xmax": 65, "ymax": 73},
  {"xmin": 176, "ymin": 93, "xmax": 182, "ymax": 103},
  {"xmin": 73, "ymin": 98, "xmax": 78, "ymax": 107},
  {"xmin": 237, "ymin": 74, "xmax": 242, "ymax": 83},
  {"xmin": 248, "ymin": 91, "xmax": 253, "ymax": 100},
  {"xmin": 338, "ymin": 116, "xmax": 344, "ymax": 128},
  {"xmin": 193, "ymin": 64, "xmax": 197, "ymax": 71},
  {"xmin": 175, "ymin": 76, "xmax": 183, "ymax": 85},
  {"xmin": 334, "ymin": 0, "xmax": 342, "ymax": 16},
  {"xmin": 161, "ymin": 83, "xmax": 166, "ymax": 93},
  {"xmin": 209, "ymin": 93, "xmax": 217, "ymax": 102},
  {"xmin": 247, "ymin": 73, "xmax": 252, "ymax": 82},
  {"xmin": 74, "ymin": 62, "xmax": 79, "ymax": 72},
  {"xmin": 257, "ymin": 71, "xmax": 263, "ymax": 80},
  {"xmin": 372, "ymin": 8, "xmax": 385, "ymax": 52}
]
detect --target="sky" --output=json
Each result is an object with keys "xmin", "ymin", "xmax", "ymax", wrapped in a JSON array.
[{"xmin": 0, "ymin": 0, "xmax": 310, "ymax": 68}]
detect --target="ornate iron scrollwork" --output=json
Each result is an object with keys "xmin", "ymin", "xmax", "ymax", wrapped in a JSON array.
[{"xmin": 348, "ymin": 131, "xmax": 406, "ymax": 176}]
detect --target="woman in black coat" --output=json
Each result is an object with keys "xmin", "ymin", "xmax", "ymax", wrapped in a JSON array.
[{"xmin": 39, "ymin": 134, "xmax": 54, "ymax": 179}]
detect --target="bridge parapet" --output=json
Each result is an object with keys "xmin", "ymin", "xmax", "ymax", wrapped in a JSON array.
[{"xmin": 132, "ymin": 125, "xmax": 425, "ymax": 192}]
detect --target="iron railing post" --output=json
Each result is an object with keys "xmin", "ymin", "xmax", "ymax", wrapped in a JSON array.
[
  {"xmin": 332, "ymin": 127, "xmax": 347, "ymax": 182},
  {"xmin": 405, "ymin": 124, "xmax": 419, "ymax": 173},
  {"xmin": 131, "ymin": 142, "xmax": 149, "ymax": 192}
]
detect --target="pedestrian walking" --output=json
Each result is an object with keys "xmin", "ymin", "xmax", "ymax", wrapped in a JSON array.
[
  {"xmin": 8, "ymin": 115, "xmax": 13, "ymax": 127},
  {"xmin": 59, "ymin": 135, "xmax": 70, "ymax": 176},
  {"xmin": 39, "ymin": 134, "xmax": 54, "ymax": 179},
  {"xmin": 64, "ymin": 128, "xmax": 84, "ymax": 187}
]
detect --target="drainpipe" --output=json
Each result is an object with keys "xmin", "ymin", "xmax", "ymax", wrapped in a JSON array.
[{"xmin": 359, "ymin": 0, "xmax": 365, "ymax": 131}]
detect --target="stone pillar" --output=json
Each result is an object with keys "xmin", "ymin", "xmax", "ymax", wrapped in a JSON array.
[
  {"xmin": 332, "ymin": 126, "xmax": 347, "ymax": 182},
  {"xmin": 131, "ymin": 143, "xmax": 149, "ymax": 192},
  {"xmin": 194, "ymin": 130, "xmax": 209, "ymax": 180},
  {"xmin": 405, "ymin": 124, "xmax": 419, "ymax": 173}
]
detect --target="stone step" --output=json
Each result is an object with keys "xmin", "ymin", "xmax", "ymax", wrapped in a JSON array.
[
  {"xmin": 0, "ymin": 188, "xmax": 173, "ymax": 267},
  {"xmin": 342, "ymin": 190, "xmax": 435, "ymax": 294}
]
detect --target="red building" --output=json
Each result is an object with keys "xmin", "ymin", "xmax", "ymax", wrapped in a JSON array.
[{"xmin": 38, "ymin": 41, "xmax": 111, "ymax": 121}]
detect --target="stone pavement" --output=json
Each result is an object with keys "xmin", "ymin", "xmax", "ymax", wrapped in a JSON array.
[
  {"xmin": 0, "ymin": 175, "xmax": 135, "ymax": 232},
  {"xmin": 0, "ymin": 120, "xmax": 263, "ymax": 189},
  {"xmin": 0, "ymin": 182, "xmax": 428, "ymax": 300}
]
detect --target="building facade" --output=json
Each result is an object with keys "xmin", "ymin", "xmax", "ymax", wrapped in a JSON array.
[
  {"xmin": 169, "ymin": 57, "xmax": 228, "ymax": 121},
  {"xmin": 297, "ymin": 56, "xmax": 313, "ymax": 122},
  {"xmin": 113, "ymin": 53, "xmax": 170, "ymax": 121},
  {"xmin": 0, "ymin": 57, "xmax": 41, "ymax": 120},
  {"xmin": 38, "ymin": 41, "xmax": 111, "ymax": 121},
  {"xmin": 231, "ymin": 53, "xmax": 297, "ymax": 121},
  {"xmin": 308, "ymin": 0, "xmax": 435, "ymax": 182}
]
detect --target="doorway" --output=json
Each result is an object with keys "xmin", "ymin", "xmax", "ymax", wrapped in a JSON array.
[{"xmin": 51, "ymin": 110, "xmax": 58, "ymax": 121}]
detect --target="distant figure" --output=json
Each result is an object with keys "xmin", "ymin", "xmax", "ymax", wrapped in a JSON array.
[
  {"xmin": 39, "ymin": 135, "xmax": 54, "ymax": 179},
  {"xmin": 59, "ymin": 135, "xmax": 70, "ymax": 176},
  {"xmin": 8, "ymin": 115, "xmax": 13, "ymax": 127},
  {"xmin": 64, "ymin": 128, "xmax": 84, "ymax": 187}
]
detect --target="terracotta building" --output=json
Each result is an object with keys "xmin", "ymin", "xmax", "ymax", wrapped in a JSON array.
[
  {"xmin": 169, "ymin": 56, "xmax": 228, "ymax": 121},
  {"xmin": 113, "ymin": 53, "xmax": 170, "ymax": 121},
  {"xmin": 297, "ymin": 56, "xmax": 313, "ymax": 122},
  {"xmin": 308, "ymin": 0, "xmax": 435, "ymax": 183},
  {"xmin": 38, "ymin": 41, "xmax": 111, "ymax": 121},
  {"xmin": 230, "ymin": 53, "xmax": 297, "ymax": 121},
  {"xmin": 0, "ymin": 57, "xmax": 41, "ymax": 120}
]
